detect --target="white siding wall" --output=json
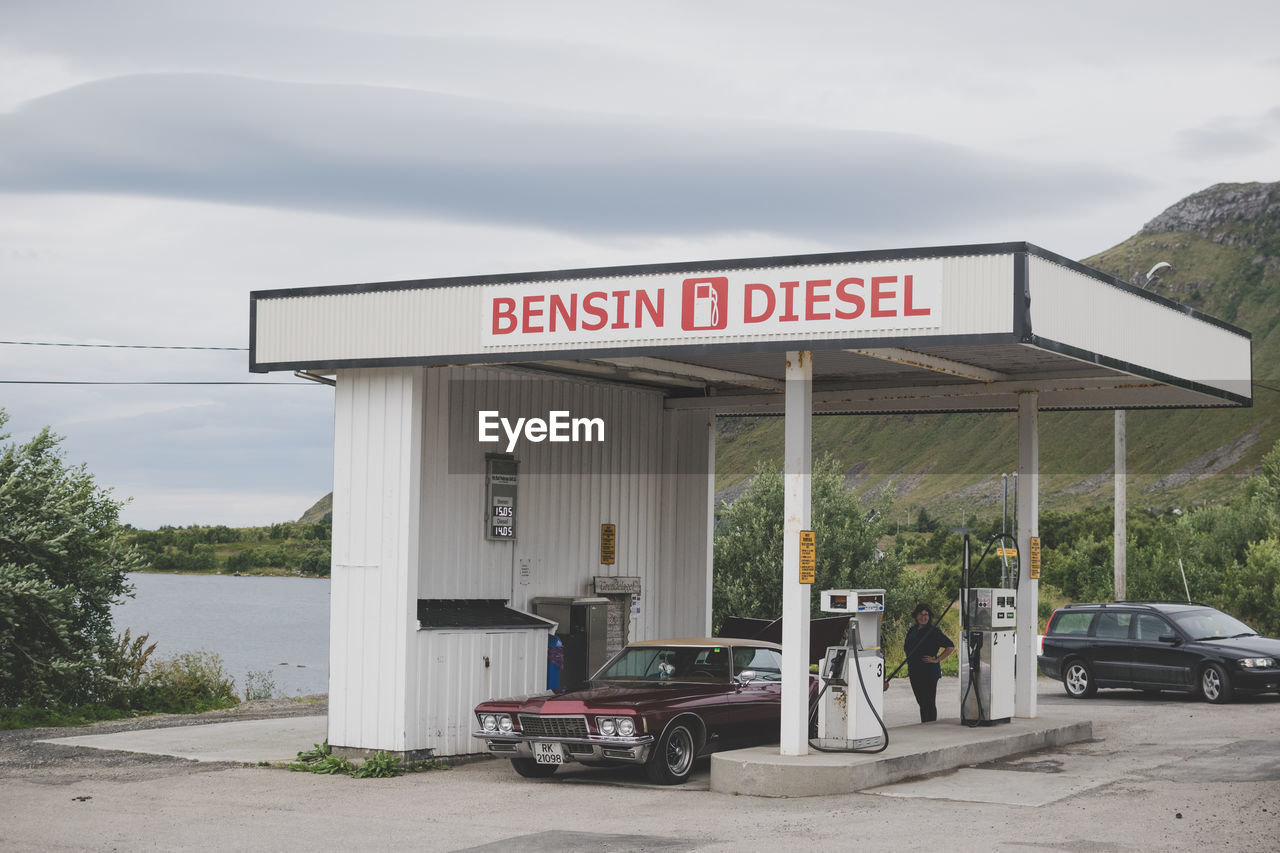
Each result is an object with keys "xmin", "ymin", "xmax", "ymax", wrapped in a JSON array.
[
  {"xmin": 329, "ymin": 367, "xmax": 423, "ymax": 752},
  {"xmin": 417, "ymin": 365, "xmax": 709, "ymax": 629},
  {"xmin": 657, "ymin": 409, "xmax": 715, "ymax": 638},
  {"xmin": 330, "ymin": 364, "xmax": 714, "ymax": 755},
  {"xmin": 414, "ymin": 629, "xmax": 548, "ymax": 757}
]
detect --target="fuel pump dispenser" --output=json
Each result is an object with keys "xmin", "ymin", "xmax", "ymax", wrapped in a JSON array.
[
  {"xmin": 959, "ymin": 535, "xmax": 1017, "ymax": 725},
  {"xmin": 815, "ymin": 589, "xmax": 887, "ymax": 751}
]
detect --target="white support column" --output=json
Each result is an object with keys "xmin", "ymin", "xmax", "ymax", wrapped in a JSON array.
[
  {"xmin": 1114, "ymin": 410, "xmax": 1127, "ymax": 601},
  {"xmin": 1015, "ymin": 391, "xmax": 1039, "ymax": 718},
  {"xmin": 780, "ymin": 350, "xmax": 813, "ymax": 755},
  {"xmin": 329, "ymin": 367, "xmax": 425, "ymax": 752}
]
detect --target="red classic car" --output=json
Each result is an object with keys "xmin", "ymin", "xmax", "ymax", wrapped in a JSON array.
[{"xmin": 474, "ymin": 637, "xmax": 807, "ymax": 784}]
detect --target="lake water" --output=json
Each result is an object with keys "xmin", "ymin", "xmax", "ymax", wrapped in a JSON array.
[{"xmin": 112, "ymin": 573, "xmax": 330, "ymax": 698}]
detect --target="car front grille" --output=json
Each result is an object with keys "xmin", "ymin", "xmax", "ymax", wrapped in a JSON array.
[{"xmin": 517, "ymin": 714, "xmax": 588, "ymax": 739}]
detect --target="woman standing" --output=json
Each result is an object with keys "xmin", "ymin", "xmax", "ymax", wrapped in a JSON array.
[{"xmin": 904, "ymin": 602, "xmax": 955, "ymax": 722}]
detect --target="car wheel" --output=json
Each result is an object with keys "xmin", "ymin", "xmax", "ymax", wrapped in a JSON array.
[
  {"xmin": 1199, "ymin": 662, "xmax": 1234, "ymax": 704},
  {"xmin": 1063, "ymin": 659, "xmax": 1096, "ymax": 699},
  {"xmin": 510, "ymin": 757, "xmax": 559, "ymax": 778},
  {"xmin": 645, "ymin": 720, "xmax": 698, "ymax": 785}
]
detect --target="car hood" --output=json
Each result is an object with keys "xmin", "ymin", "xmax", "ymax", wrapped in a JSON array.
[
  {"xmin": 1196, "ymin": 635, "xmax": 1280, "ymax": 657},
  {"xmin": 479, "ymin": 682, "xmax": 730, "ymax": 714}
]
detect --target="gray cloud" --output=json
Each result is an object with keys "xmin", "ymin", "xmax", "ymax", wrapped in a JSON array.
[
  {"xmin": 1176, "ymin": 126, "xmax": 1275, "ymax": 159},
  {"xmin": 0, "ymin": 73, "xmax": 1143, "ymax": 241}
]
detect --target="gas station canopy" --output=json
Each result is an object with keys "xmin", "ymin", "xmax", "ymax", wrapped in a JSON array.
[
  {"xmin": 249, "ymin": 240, "xmax": 1251, "ymax": 760},
  {"xmin": 251, "ymin": 242, "xmax": 1251, "ymax": 413}
]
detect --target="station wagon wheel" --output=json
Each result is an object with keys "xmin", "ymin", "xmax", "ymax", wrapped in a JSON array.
[
  {"xmin": 510, "ymin": 757, "xmax": 559, "ymax": 778},
  {"xmin": 645, "ymin": 720, "xmax": 698, "ymax": 785},
  {"xmin": 1199, "ymin": 662, "xmax": 1234, "ymax": 704},
  {"xmin": 1063, "ymin": 659, "xmax": 1096, "ymax": 699}
]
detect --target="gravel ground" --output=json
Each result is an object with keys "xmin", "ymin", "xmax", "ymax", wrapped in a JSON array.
[
  {"xmin": 3, "ymin": 685, "xmax": 1278, "ymax": 851},
  {"xmin": 0, "ymin": 696, "xmax": 326, "ymax": 783}
]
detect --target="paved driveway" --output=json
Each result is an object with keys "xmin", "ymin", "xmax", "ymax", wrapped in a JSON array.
[{"xmin": 2, "ymin": 679, "xmax": 1277, "ymax": 851}]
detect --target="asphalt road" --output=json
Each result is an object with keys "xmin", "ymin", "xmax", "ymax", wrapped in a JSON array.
[{"xmin": 2, "ymin": 679, "xmax": 1277, "ymax": 851}]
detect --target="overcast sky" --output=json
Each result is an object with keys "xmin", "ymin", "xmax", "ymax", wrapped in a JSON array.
[{"xmin": 2, "ymin": 1, "xmax": 1278, "ymax": 529}]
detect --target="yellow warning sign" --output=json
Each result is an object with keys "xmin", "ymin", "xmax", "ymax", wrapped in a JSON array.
[
  {"xmin": 799, "ymin": 530, "xmax": 816, "ymax": 584},
  {"xmin": 600, "ymin": 523, "xmax": 616, "ymax": 565},
  {"xmin": 996, "ymin": 546, "xmax": 1017, "ymax": 558},
  {"xmin": 1029, "ymin": 536, "xmax": 1042, "ymax": 579}
]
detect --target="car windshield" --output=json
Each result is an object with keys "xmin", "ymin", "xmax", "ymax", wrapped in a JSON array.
[
  {"xmin": 594, "ymin": 645, "xmax": 733, "ymax": 683},
  {"xmin": 1168, "ymin": 608, "xmax": 1257, "ymax": 641}
]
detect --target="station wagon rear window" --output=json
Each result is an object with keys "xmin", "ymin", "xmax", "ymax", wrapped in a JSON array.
[{"xmin": 1049, "ymin": 612, "xmax": 1094, "ymax": 636}]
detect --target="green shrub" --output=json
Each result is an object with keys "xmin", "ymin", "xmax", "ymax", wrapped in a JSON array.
[
  {"xmin": 243, "ymin": 670, "xmax": 276, "ymax": 701},
  {"xmin": 288, "ymin": 741, "xmax": 407, "ymax": 778},
  {"xmin": 0, "ymin": 702, "xmax": 136, "ymax": 730},
  {"xmin": 98, "ymin": 629, "xmax": 158, "ymax": 707},
  {"xmin": 137, "ymin": 650, "xmax": 238, "ymax": 713},
  {"xmin": 351, "ymin": 751, "xmax": 404, "ymax": 778}
]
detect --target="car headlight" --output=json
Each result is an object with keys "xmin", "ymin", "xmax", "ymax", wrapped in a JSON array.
[
  {"xmin": 479, "ymin": 713, "xmax": 513, "ymax": 732},
  {"xmin": 595, "ymin": 716, "xmax": 636, "ymax": 737},
  {"xmin": 1239, "ymin": 657, "xmax": 1276, "ymax": 669}
]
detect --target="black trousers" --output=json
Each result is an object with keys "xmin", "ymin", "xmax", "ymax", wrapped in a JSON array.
[{"xmin": 909, "ymin": 670, "xmax": 940, "ymax": 722}]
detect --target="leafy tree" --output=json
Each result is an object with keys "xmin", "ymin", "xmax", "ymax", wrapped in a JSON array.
[
  {"xmin": 0, "ymin": 412, "xmax": 146, "ymax": 706},
  {"xmin": 1223, "ymin": 538, "xmax": 1280, "ymax": 636},
  {"xmin": 914, "ymin": 506, "xmax": 940, "ymax": 533},
  {"xmin": 712, "ymin": 456, "xmax": 917, "ymax": 631},
  {"xmin": 1041, "ymin": 535, "xmax": 1114, "ymax": 602}
]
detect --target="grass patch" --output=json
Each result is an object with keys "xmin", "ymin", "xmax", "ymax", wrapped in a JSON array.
[
  {"xmin": 286, "ymin": 741, "xmax": 444, "ymax": 779},
  {"xmin": 0, "ymin": 703, "xmax": 140, "ymax": 730}
]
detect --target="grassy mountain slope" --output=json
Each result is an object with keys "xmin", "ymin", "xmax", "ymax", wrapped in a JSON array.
[{"xmin": 715, "ymin": 181, "xmax": 1280, "ymax": 525}]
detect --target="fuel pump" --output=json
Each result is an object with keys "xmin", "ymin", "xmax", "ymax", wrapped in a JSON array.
[
  {"xmin": 959, "ymin": 534, "xmax": 1017, "ymax": 726},
  {"xmin": 814, "ymin": 589, "xmax": 887, "ymax": 751}
]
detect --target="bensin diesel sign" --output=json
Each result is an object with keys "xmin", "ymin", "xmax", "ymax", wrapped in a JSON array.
[{"xmin": 482, "ymin": 260, "xmax": 942, "ymax": 347}]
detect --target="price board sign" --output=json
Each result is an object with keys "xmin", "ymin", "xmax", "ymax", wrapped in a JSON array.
[
  {"xmin": 799, "ymin": 530, "xmax": 816, "ymax": 584},
  {"xmin": 485, "ymin": 454, "xmax": 518, "ymax": 540}
]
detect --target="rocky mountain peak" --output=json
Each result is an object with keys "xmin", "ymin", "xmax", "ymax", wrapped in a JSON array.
[{"xmin": 1140, "ymin": 181, "xmax": 1279, "ymax": 242}]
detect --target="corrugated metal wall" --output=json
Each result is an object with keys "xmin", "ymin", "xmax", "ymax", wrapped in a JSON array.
[
  {"xmin": 329, "ymin": 367, "xmax": 423, "ymax": 752},
  {"xmin": 329, "ymin": 365, "xmax": 714, "ymax": 755},
  {"xmin": 940, "ymin": 251, "xmax": 1015, "ymax": 334},
  {"xmin": 414, "ymin": 629, "xmax": 547, "ymax": 757},
  {"xmin": 418, "ymin": 365, "xmax": 709, "ymax": 629}
]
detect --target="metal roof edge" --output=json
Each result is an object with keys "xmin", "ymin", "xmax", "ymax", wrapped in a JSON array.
[
  {"xmin": 1027, "ymin": 335, "xmax": 1252, "ymax": 407},
  {"xmin": 246, "ymin": 332, "xmax": 1020, "ymax": 376},
  {"xmin": 1024, "ymin": 244, "xmax": 1250, "ymax": 340},
  {"xmin": 248, "ymin": 241, "xmax": 1032, "ymax": 302}
]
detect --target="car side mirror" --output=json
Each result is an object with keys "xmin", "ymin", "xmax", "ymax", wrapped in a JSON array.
[
  {"xmin": 734, "ymin": 670, "xmax": 757, "ymax": 685},
  {"xmin": 1158, "ymin": 634, "xmax": 1181, "ymax": 645}
]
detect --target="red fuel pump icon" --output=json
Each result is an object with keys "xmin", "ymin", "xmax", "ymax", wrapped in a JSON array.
[{"xmin": 681, "ymin": 277, "xmax": 728, "ymax": 331}]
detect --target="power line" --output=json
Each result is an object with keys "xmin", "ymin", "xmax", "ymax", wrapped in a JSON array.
[
  {"xmin": 0, "ymin": 340, "xmax": 247, "ymax": 351},
  {"xmin": 0, "ymin": 380, "xmax": 313, "ymax": 386}
]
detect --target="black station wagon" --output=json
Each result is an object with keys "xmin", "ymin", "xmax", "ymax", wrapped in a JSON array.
[{"xmin": 1038, "ymin": 602, "xmax": 1280, "ymax": 704}]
